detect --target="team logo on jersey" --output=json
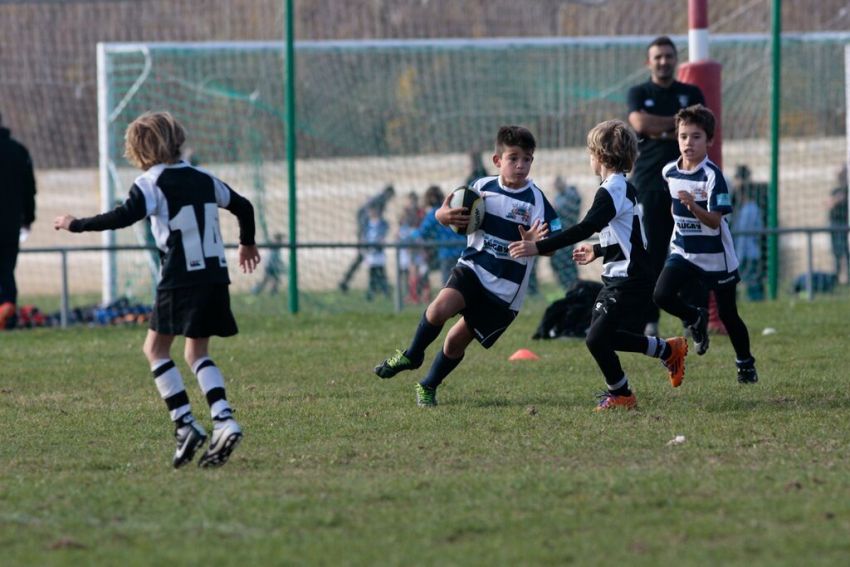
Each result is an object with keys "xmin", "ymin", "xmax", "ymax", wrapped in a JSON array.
[
  {"xmin": 645, "ymin": 99, "xmax": 655, "ymax": 107},
  {"xmin": 679, "ymin": 95, "xmax": 690, "ymax": 107},
  {"xmin": 484, "ymin": 236, "xmax": 511, "ymax": 257},
  {"xmin": 716, "ymin": 193, "xmax": 731, "ymax": 206},
  {"xmin": 506, "ymin": 203, "xmax": 531, "ymax": 225},
  {"xmin": 676, "ymin": 217, "xmax": 703, "ymax": 234}
]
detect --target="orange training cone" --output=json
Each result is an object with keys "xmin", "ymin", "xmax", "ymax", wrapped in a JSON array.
[{"xmin": 509, "ymin": 348, "xmax": 539, "ymax": 361}]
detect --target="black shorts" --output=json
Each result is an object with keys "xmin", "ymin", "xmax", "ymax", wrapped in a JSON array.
[
  {"xmin": 592, "ymin": 282, "xmax": 653, "ymax": 334},
  {"xmin": 446, "ymin": 266, "xmax": 517, "ymax": 348},
  {"xmin": 150, "ymin": 284, "xmax": 238, "ymax": 338},
  {"xmin": 665, "ymin": 254, "xmax": 741, "ymax": 290}
]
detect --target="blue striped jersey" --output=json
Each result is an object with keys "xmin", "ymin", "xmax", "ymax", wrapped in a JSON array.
[
  {"xmin": 662, "ymin": 156, "xmax": 739, "ymax": 274},
  {"xmin": 458, "ymin": 176, "xmax": 562, "ymax": 311}
]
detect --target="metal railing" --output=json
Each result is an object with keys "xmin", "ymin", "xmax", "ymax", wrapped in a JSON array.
[{"xmin": 17, "ymin": 226, "xmax": 849, "ymax": 326}]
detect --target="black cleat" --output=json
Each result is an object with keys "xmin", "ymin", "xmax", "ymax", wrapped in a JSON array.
[
  {"xmin": 689, "ymin": 307, "xmax": 710, "ymax": 356},
  {"xmin": 374, "ymin": 349, "xmax": 422, "ymax": 379},
  {"xmin": 173, "ymin": 417, "xmax": 207, "ymax": 469}
]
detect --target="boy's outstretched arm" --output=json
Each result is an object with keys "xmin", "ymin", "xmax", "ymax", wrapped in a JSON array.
[
  {"xmin": 54, "ymin": 188, "xmax": 148, "ymax": 233},
  {"xmin": 53, "ymin": 214, "xmax": 77, "ymax": 231},
  {"xmin": 510, "ymin": 188, "xmax": 614, "ymax": 259}
]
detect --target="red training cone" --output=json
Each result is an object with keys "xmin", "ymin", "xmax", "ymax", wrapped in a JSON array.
[{"xmin": 509, "ymin": 348, "xmax": 539, "ymax": 361}]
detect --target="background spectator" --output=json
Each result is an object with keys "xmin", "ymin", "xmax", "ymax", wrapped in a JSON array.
[
  {"xmin": 550, "ymin": 175, "xmax": 581, "ymax": 291},
  {"xmin": 252, "ymin": 233, "xmax": 285, "ymax": 296},
  {"xmin": 411, "ymin": 185, "xmax": 466, "ymax": 286},
  {"xmin": 732, "ymin": 167, "xmax": 765, "ymax": 301},
  {"xmin": 364, "ymin": 203, "xmax": 391, "ymax": 301},
  {"xmin": 0, "ymin": 112, "xmax": 37, "ymax": 329},
  {"xmin": 398, "ymin": 191, "xmax": 428, "ymax": 303},
  {"xmin": 339, "ymin": 184, "xmax": 395, "ymax": 293},
  {"xmin": 828, "ymin": 165, "xmax": 849, "ymax": 284}
]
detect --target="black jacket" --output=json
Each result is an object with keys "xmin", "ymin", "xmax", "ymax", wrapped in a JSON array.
[{"xmin": 0, "ymin": 127, "xmax": 36, "ymax": 244}]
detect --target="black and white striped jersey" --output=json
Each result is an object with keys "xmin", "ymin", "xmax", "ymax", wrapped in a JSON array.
[
  {"xmin": 662, "ymin": 156, "xmax": 738, "ymax": 275},
  {"xmin": 536, "ymin": 173, "xmax": 652, "ymax": 287},
  {"xmin": 70, "ymin": 161, "xmax": 255, "ymax": 290},
  {"xmin": 460, "ymin": 176, "xmax": 562, "ymax": 311}
]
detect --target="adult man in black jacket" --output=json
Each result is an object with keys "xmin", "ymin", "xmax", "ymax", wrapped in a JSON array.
[
  {"xmin": 0, "ymin": 113, "xmax": 36, "ymax": 325},
  {"xmin": 627, "ymin": 36, "xmax": 705, "ymax": 335}
]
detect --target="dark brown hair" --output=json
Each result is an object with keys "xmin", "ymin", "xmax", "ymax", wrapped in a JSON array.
[
  {"xmin": 675, "ymin": 104, "xmax": 716, "ymax": 140},
  {"xmin": 647, "ymin": 35, "xmax": 677, "ymax": 57},
  {"xmin": 495, "ymin": 125, "xmax": 536, "ymax": 156}
]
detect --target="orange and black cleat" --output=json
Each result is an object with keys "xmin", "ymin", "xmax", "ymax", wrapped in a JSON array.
[
  {"xmin": 663, "ymin": 336, "xmax": 688, "ymax": 388},
  {"xmin": 594, "ymin": 391, "xmax": 637, "ymax": 412}
]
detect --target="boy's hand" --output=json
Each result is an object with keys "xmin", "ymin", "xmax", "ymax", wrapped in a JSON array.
[
  {"xmin": 238, "ymin": 244, "xmax": 261, "ymax": 274},
  {"xmin": 572, "ymin": 243, "xmax": 597, "ymax": 265},
  {"xmin": 434, "ymin": 193, "xmax": 470, "ymax": 229},
  {"xmin": 520, "ymin": 219, "xmax": 549, "ymax": 241},
  {"xmin": 508, "ymin": 220, "xmax": 548, "ymax": 258},
  {"xmin": 508, "ymin": 239, "xmax": 538, "ymax": 258},
  {"xmin": 53, "ymin": 214, "xmax": 76, "ymax": 231},
  {"xmin": 677, "ymin": 190, "xmax": 695, "ymax": 210}
]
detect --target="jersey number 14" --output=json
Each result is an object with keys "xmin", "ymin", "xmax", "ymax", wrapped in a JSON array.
[{"xmin": 169, "ymin": 203, "xmax": 227, "ymax": 271}]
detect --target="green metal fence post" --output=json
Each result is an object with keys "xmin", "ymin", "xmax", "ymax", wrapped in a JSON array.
[
  {"xmin": 285, "ymin": 0, "xmax": 299, "ymax": 313},
  {"xmin": 768, "ymin": 0, "xmax": 781, "ymax": 299}
]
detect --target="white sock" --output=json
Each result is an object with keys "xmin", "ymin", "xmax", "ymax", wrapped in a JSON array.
[
  {"xmin": 152, "ymin": 359, "xmax": 191, "ymax": 422},
  {"xmin": 192, "ymin": 357, "xmax": 232, "ymax": 420}
]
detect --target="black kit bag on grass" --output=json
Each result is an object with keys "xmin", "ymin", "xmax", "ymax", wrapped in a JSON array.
[{"xmin": 532, "ymin": 280, "xmax": 603, "ymax": 339}]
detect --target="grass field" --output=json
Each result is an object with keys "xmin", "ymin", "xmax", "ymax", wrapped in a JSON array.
[{"xmin": 2, "ymin": 293, "xmax": 849, "ymax": 565}]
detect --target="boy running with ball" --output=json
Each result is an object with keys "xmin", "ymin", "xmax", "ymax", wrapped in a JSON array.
[
  {"xmin": 374, "ymin": 125, "xmax": 559, "ymax": 407},
  {"xmin": 55, "ymin": 111, "xmax": 261, "ymax": 467},
  {"xmin": 510, "ymin": 120, "xmax": 688, "ymax": 410}
]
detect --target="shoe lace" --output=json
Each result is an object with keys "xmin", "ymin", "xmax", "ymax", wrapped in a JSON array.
[
  {"xmin": 595, "ymin": 391, "xmax": 613, "ymax": 405},
  {"xmin": 418, "ymin": 385, "xmax": 435, "ymax": 402},
  {"xmin": 387, "ymin": 349, "xmax": 408, "ymax": 367}
]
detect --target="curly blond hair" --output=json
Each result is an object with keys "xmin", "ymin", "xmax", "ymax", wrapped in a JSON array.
[
  {"xmin": 586, "ymin": 119, "xmax": 638, "ymax": 173},
  {"xmin": 124, "ymin": 111, "xmax": 186, "ymax": 170}
]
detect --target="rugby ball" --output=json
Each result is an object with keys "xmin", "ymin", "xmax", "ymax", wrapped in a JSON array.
[{"xmin": 448, "ymin": 186, "xmax": 485, "ymax": 235}]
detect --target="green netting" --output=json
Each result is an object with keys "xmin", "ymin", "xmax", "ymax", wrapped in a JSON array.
[{"xmin": 100, "ymin": 34, "xmax": 850, "ymax": 310}]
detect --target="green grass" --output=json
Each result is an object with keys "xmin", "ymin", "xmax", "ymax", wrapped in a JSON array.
[{"xmin": 1, "ymin": 294, "xmax": 849, "ymax": 565}]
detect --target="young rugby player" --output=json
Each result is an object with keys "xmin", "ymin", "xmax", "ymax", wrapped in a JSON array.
[
  {"xmin": 653, "ymin": 104, "xmax": 758, "ymax": 383},
  {"xmin": 55, "ymin": 111, "xmax": 261, "ymax": 467},
  {"xmin": 509, "ymin": 119, "xmax": 688, "ymax": 410},
  {"xmin": 374, "ymin": 125, "xmax": 558, "ymax": 407}
]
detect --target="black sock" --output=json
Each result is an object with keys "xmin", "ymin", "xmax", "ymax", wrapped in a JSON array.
[
  {"xmin": 420, "ymin": 350, "xmax": 463, "ymax": 389},
  {"xmin": 610, "ymin": 384, "xmax": 632, "ymax": 397},
  {"xmin": 406, "ymin": 312, "xmax": 442, "ymax": 363},
  {"xmin": 607, "ymin": 375, "xmax": 632, "ymax": 397}
]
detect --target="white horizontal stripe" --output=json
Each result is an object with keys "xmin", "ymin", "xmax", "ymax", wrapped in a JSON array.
[
  {"xmin": 602, "ymin": 258, "xmax": 630, "ymax": 279},
  {"xmin": 98, "ymin": 32, "xmax": 850, "ymax": 54}
]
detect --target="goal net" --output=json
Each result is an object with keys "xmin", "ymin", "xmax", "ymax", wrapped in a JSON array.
[{"xmin": 98, "ymin": 34, "xmax": 850, "ymax": 309}]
